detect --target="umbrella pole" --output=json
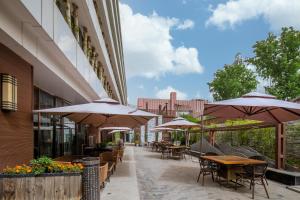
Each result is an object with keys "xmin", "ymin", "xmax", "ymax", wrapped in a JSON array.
[{"xmin": 200, "ymin": 115, "xmax": 204, "ymax": 153}]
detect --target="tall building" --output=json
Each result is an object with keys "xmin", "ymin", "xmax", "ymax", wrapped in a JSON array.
[
  {"xmin": 0, "ymin": 0, "xmax": 126, "ymax": 170},
  {"xmin": 137, "ymin": 92, "xmax": 206, "ymax": 143}
]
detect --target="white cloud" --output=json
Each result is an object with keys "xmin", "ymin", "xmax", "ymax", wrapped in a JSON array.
[
  {"xmin": 177, "ymin": 19, "xmax": 195, "ymax": 30},
  {"xmin": 155, "ymin": 86, "xmax": 188, "ymax": 100},
  {"xmin": 206, "ymin": 0, "xmax": 300, "ymax": 31},
  {"xmin": 119, "ymin": 3, "xmax": 204, "ymax": 79}
]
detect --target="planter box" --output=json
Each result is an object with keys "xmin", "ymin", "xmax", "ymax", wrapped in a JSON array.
[{"xmin": 0, "ymin": 172, "xmax": 82, "ymax": 200}]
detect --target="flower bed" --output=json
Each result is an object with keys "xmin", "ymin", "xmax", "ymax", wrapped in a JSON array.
[{"xmin": 0, "ymin": 157, "xmax": 83, "ymax": 199}]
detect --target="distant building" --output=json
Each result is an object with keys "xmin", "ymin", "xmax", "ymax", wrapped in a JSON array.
[
  {"xmin": 137, "ymin": 92, "xmax": 206, "ymax": 143},
  {"xmin": 138, "ymin": 92, "xmax": 206, "ymax": 121}
]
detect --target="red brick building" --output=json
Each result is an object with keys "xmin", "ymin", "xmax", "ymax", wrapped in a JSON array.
[{"xmin": 137, "ymin": 92, "xmax": 206, "ymax": 122}]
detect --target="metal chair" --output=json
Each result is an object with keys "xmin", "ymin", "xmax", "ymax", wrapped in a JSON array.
[
  {"xmin": 160, "ymin": 145, "xmax": 171, "ymax": 159},
  {"xmin": 248, "ymin": 155, "xmax": 269, "ymax": 185},
  {"xmin": 197, "ymin": 152, "xmax": 219, "ymax": 186},
  {"xmin": 235, "ymin": 163, "xmax": 269, "ymax": 199}
]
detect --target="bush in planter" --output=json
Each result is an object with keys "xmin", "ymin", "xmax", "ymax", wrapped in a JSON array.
[{"xmin": 2, "ymin": 156, "xmax": 83, "ymax": 175}]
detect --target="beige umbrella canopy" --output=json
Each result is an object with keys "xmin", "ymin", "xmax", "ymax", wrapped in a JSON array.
[
  {"xmin": 156, "ymin": 117, "xmax": 200, "ymax": 129},
  {"xmin": 150, "ymin": 127, "xmax": 182, "ymax": 132},
  {"xmin": 34, "ymin": 98, "xmax": 157, "ymax": 128},
  {"xmin": 204, "ymin": 92, "xmax": 300, "ymax": 123},
  {"xmin": 156, "ymin": 117, "xmax": 200, "ymax": 146},
  {"xmin": 100, "ymin": 127, "xmax": 132, "ymax": 132}
]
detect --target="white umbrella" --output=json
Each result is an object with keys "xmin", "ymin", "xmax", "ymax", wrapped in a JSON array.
[
  {"xmin": 156, "ymin": 117, "xmax": 200, "ymax": 146},
  {"xmin": 156, "ymin": 117, "xmax": 200, "ymax": 129},
  {"xmin": 204, "ymin": 92, "xmax": 300, "ymax": 123},
  {"xmin": 34, "ymin": 98, "xmax": 157, "ymax": 128},
  {"xmin": 150, "ymin": 127, "xmax": 182, "ymax": 132},
  {"xmin": 100, "ymin": 127, "xmax": 132, "ymax": 132}
]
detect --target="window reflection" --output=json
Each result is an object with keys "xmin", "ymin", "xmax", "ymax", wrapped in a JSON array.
[{"xmin": 33, "ymin": 87, "xmax": 86, "ymax": 158}]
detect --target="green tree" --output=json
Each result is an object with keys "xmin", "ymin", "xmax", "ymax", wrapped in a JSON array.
[
  {"xmin": 208, "ymin": 55, "xmax": 258, "ymax": 101},
  {"xmin": 248, "ymin": 27, "xmax": 300, "ymax": 100}
]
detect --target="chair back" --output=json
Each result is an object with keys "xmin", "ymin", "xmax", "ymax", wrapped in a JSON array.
[
  {"xmin": 244, "ymin": 163, "xmax": 268, "ymax": 176},
  {"xmin": 99, "ymin": 162, "xmax": 108, "ymax": 184},
  {"xmin": 118, "ymin": 149, "xmax": 124, "ymax": 159},
  {"xmin": 199, "ymin": 157, "xmax": 210, "ymax": 169},
  {"xmin": 249, "ymin": 155, "xmax": 266, "ymax": 161},
  {"xmin": 100, "ymin": 151, "xmax": 118, "ymax": 163}
]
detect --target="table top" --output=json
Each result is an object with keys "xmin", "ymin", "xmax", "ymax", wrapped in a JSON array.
[{"xmin": 201, "ymin": 155, "xmax": 266, "ymax": 165}]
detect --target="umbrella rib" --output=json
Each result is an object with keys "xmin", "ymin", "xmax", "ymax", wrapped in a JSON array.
[
  {"xmin": 281, "ymin": 107, "xmax": 300, "ymax": 117},
  {"xmin": 96, "ymin": 115, "xmax": 110, "ymax": 128},
  {"xmin": 78, "ymin": 113, "xmax": 92, "ymax": 123},
  {"xmin": 266, "ymin": 110, "xmax": 281, "ymax": 124},
  {"xmin": 205, "ymin": 106, "xmax": 228, "ymax": 115},
  {"xmin": 131, "ymin": 116, "xmax": 146, "ymax": 126},
  {"xmin": 231, "ymin": 106, "xmax": 247, "ymax": 115},
  {"xmin": 61, "ymin": 113, "xmax": 73, "ymax": 118}
]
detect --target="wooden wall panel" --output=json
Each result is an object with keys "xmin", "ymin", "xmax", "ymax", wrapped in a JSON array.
[{"xmin": 0, "ymin": 43, "xmax": 33, "ymax": 171}]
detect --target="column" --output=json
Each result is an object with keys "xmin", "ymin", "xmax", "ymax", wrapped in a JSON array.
[{"xmin": 275, "ymin": 123, "xmax": 285, "ymax": 169}]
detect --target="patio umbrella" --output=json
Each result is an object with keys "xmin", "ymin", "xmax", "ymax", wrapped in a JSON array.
[
  {"xmin": 34, "ymin": 98, "xmax": 157, "ymax": 128},
  {"xmin": 203, "ymin": 92, "xmax": 300, "ymax": 165},
  {"xmin": 100, "ymin": 127, "xmax": 132, "ymax": 132},
  {"xmin": 156, "ymin": 117, "xmax": 200, "ymax": 129},
  {"xmin": 150, "ymin": 127, "xmax": 181, "ymax": 132},
  {"xmin": 156, "ymin": 117, "xmax": 200, "ymax": 146},
  {"xmin": 204, "ymin": 92, "xmax": 300, "ymax": 124}
]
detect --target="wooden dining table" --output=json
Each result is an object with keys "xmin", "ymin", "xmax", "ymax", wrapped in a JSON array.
[
  {"xmin": 167, "ymin": 146, "xmax": 187, "ymax": 159},
  {"xmin": 200, "ymin": 155, "xmax": 266, "ymax": 186}
]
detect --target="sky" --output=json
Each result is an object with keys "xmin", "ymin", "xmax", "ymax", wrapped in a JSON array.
[{"xmin": 119, "ymin": 0, "xmax": 300, "ymax": 105}]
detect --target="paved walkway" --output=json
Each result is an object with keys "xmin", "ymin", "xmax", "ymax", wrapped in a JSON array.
[
  {"xmin": 102, "ymin": 146, "xmax": 300, "ymax": 200},
  {"xmin": 101, "ymin": 146, "xmax": 140, "ymax": 200}
]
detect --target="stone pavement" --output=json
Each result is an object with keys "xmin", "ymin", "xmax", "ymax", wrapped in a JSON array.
[
  {"xmin": 101, "ymin": 146, "xmax": 140, "ymax": 200},
  {"xmin": 102, "ymin": 146, "xmax": 300, "ymax": 200}
]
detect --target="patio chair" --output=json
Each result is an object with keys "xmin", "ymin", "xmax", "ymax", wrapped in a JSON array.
[
  {"xmin": 248, "ymin": 155, "xmax": 268, "ymax": 185},
  {"xmin": 99, "ymin": 162, "xmax": 108, "ymax": 189},
  {"xmin": 161, "ymin": 145, "xmax": 171, "ymax": 159},
  {"xmin": 100, "ymin": 151, "xmax": 118, "ymax": 171},
  {"xmin": 118, "ymin": 148, "xmax": 125, "ymax": 162},
  {"xmin": 204, "ymin": 152, "xmax": 219, "ymax": 181},
  {"xmin": 197, "ymin": 155, "xmax": 216, "ymax": 186},
  {"xmin": 235, "ymin": 163, "xmax": 269, "ymax": 199}
]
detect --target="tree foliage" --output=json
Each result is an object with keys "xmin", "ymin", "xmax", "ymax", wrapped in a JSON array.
[
  {"xmin": 248, "ymin": 27, "xmax": 300, "ymax": 100},
  {"xmin": 208, "ymin": 55, "xmax": 258, "ymax": 101}
]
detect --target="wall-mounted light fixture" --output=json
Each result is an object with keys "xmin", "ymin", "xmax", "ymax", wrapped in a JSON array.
[{"xmin": 1, "ymin": 74, "xmax": 18, "ymax": 111}]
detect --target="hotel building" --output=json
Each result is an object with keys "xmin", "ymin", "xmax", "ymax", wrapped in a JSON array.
[{"xmin": 0, "ymin": 0, "xmax": 126, "ymax": 170}]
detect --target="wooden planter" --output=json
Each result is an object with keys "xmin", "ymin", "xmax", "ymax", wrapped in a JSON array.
[{"xmin": 0, "ymin": 172, "xmax": 82, "ymax": 200}]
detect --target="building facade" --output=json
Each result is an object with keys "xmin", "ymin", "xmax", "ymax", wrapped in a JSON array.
[
  {"xmin": 0, "ymin": 0, "xmax": 126, "ymax": 170},
  {"xmin": 137, "ymin": 92, "xmax": 206, "ymax": 143}
]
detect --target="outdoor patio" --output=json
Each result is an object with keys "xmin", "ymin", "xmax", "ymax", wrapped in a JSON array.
[{"xmin": 102, "ymin": 146, "xmax": 299, "ymax": 200}]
